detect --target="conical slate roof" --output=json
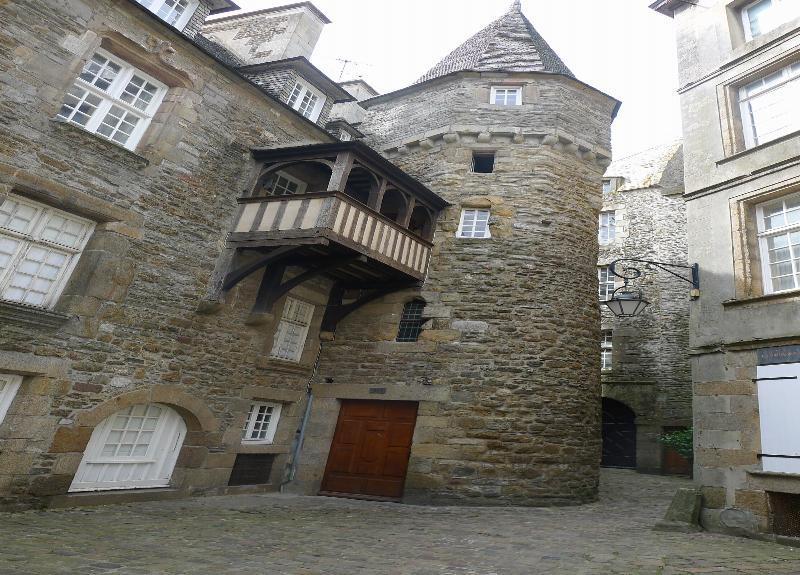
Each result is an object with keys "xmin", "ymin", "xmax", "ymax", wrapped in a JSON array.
[{"xmin": 415, "ymin": 0, "xmax": 573, "ymax": 84}]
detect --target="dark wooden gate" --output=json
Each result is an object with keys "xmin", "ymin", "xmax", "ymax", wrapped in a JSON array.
[
  {"xmin": 320, "ymin": 400, "xmax": 418, "ymax": 500},
  {"xmin": 601, "ymin": 397, "xmax": 636, "ymax": 469}
]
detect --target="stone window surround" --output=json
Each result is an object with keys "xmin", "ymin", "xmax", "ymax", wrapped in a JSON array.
[
  {"xmin": 0, "ymin": 175, "xmax": 142, "ymax": 328},
  {"xmin": 729, "ymin": 182, "xmax": 800, "ymax": 301},
  {"xmin": 231, "ymin": 387, "xmax": 304, "ymax": 456},
  {"xmin": 717, "ymin": 48, "xmax": 800, "ymax": 157},
  {"xmin": 53, "ymin": 31, "xmax": 195, "ymax": 157},
  {"xmin": 725, "ymin": 0, "xmax": 800, "ymax": 51}
]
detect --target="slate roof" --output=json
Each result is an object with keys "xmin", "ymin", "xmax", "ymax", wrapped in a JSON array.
[
  {"xmin": 604, "ymin": 141, "xmax": 683, "ymax": 192},
  {"xmin": 415, "ymin": 0, "xmax": 573, "ymax": 84}
]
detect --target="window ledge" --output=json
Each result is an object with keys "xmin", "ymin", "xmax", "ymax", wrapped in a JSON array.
[
  {"xmin": 255, "ymin": 357, "xmax": 314, "ymax": 376},
  {"xmin": 717, "ymin": 128, "xmax": 800, "ymax": 166},
  {"xmin": 237, "ymin": 444, "xmax": 291, "ymax": 455},
  {"xmin": 723, "ymin": 290, "xmax": 800, "ymax": 308},
  {"xmin": 49, "ymin": 118, "xmax": 150, "ymax": 168},
  {"xmin": 0, "ymin": 300, "xmax": 72, "ymax": 330}
]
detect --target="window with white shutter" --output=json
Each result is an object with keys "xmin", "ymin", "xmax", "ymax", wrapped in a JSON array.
[
  {"xmin": 0, "ymin": 374, "xmax": 22, "ymax": 426},
  {"xmin": 57, "ymin": 49, "xmax": 167, "ymax": 150},
  {"xmin": 270, "ymin": 297, "xmax": 315, "ymax": 362},
  {"xmin": 0, "ymin": 194, "xmax": 94, "ymax": 308},
  {"xmin": 241, "ymin": 402, "xmax": 283, "ymax": 444},
  {"xmin": 757, "ymin": 362, "xmax": 800, "ymax": 473}
]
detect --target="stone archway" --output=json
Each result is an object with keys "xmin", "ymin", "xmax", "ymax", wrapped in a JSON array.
[{"xmin": 601, "ymin": 398, "xmax": 636, "ymax": 469}]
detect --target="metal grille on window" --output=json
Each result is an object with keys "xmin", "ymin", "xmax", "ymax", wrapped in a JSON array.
[
  {"xmin": 396, "ymin": 300, "xmax": 426, "ymax": 342},
  {"xmin": 601, "ymin": 331, "xmax": 613, "ymax": 371}
]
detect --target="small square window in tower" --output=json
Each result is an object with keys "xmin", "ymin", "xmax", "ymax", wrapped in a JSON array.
[
  {"xmin": 396, "ymin": 300, "xmax": 426, "ymax": 342},
  {"xmin": 472, "ymin": 152, "xmax": 495, "ymax": 174}
]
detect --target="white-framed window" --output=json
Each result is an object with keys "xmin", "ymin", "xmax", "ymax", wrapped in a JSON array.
[
  {"xmin": 56, "ymin": 49, "xmax": 167, "ymax": 151},
  {"xmin": 602, "ymin": 179, "xmax": 613, "ymax": 195},
  {"xmin": 339, "ymin": 131, "xmax": 353, "ymax": 142},
  {"xmin": 0, "ymin": 374, "xmax": 22, "ymax": 425},
  {"xmin": 490, "ymin": 86, "xmax": 522, "ymax": 106},
  {"xmin": 739, "ymin": 62, "xmax": 800, "ymax": 149},
  {"xmin": 286, "ymin": 81, "xmax": 327, "ymax": 122},
  {"xmin": 598, "ymin": 266, "xmax": 616, "ymax": 301},
  {"xmin": 456, "ymin": 209, "xmax": 491, "ymax": 239},
  {"xmin": 270, "ymin": 297, "xmax": 315, "ymax": 362},
  {"xmin": 241, "ymin": 402, "xmax": 283, "ymax": 444},
  {"xmin": 601, "ymin": 331, "xmax": 613, "ymax": 371},
  {"xmin": 756, "ymin": 192, "xmax": 800, "ymax": 293},
  {"xmin": 599, "ymin": 211, "xmax": 616, "ymax": 244},
  {"xmin": 756, "ymin": 361, "xmax": 800, "ymax": 473},
  {"xmin": 0, "ymin": 194, "xmax": 95, "ymax": 308},
  {"xmin": 268, "ymin": 172, "xmax": 308, "ymax": 196},
  {"xmin": 135, "ymin": 0, "xmax": 200, "ymax": 31},
  {"xmin": 741, "ymin": 0, "xmax": 799, "ymax": 41}
]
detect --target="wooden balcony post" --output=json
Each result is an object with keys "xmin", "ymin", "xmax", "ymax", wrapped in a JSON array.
[
  {"xmin": 327, "ymin": 151, "xmax": 355, "ymax": 192},
  {"xmin": 368, "ymin": 178, "xmax": 387, "ymax": 211},
  {"xmin": 398, "ymin": 195, "xmax": 416, "ymax": 228}
]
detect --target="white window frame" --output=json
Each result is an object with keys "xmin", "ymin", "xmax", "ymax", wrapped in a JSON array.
[
  {"xmin": 269, "ymin": 171, "xmax": 308, "ymax": 196},
  {"xmin": 241, "ymin": 402, "xmax": 283, "ymax": 445},
  {"xmin": 602, "ymin": 179, "xmax": 613, "ymax": 195},
  {"xmin": 270, "ymin": 297, "xmax": 315, "ymax": 362},
  {"xmin": 599, "ymin": 211, "xmax": 617, "ymax": 245},
  {"xmin": 490, "ymin": 86, "xmax": 523, "ymax": 106},
  {"xmin": 286, "ymin": 80, "xmax": 327, "ymax": 122},
  {"xmin": 0, "ymin": 374, "xmax": 22, "ymax": 425},
  {"xmin": 57, "ymin": 48, "xmax": 168, "ymax": 151},
  {"xmin": 456, "ymin": 209, "xmax": 491, "ymax": 239},
  {"xmin": 136, "ymin": 0, "xmax": 200, "ymax": 31},
  {"xmin": 756, "ymin": 191, "xmax": 800, "ymax": 294},
  {"xmin": 739, "ymin": 61, "xmax": 800, "ymax": 149},
  {"xmin": 601, "ymin": 331, "xmax": 613, "ymax": 371},
  {"xmin": 0, "ymin": 194, "xmax": 95, "ymax": 309},
  {"xmin": 756, "ymin": 362, "xmax": 800, "ymax": 473},
  {"xmin": 598, "ymin": 266, "xmax": 616, "ymax": 301},
  {"xmin": 741, "ymin": 0, "xmax": 798, "ymax": 41}
]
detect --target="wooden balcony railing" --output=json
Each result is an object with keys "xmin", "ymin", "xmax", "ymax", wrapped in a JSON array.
[{"xmin": 229, "ymin": 192, "xmax": 433, "ymax": 279}]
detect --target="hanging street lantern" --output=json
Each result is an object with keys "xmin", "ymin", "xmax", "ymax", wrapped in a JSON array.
[{"xmin": 603, "ymin": 259, "xmax": 700, "ymax": 318}]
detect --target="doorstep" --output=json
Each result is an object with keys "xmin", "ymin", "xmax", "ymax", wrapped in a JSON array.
[{"xmin": 48, "ymin": 488, "xmax": 186, "ymax": 509}]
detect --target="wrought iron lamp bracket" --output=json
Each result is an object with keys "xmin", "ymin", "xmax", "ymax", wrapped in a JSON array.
[{"xmin": 609, "ymin": 258, "xmax": 700, "ymax": 299}]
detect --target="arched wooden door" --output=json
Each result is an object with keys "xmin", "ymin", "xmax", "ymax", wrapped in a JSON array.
[
  {"xmin": 69, "ymin": 403, "xmax": 187, "ymax": 492},
  {"xmin": 601, "ymin": 398, "xmax": 636, "ymax": 469}
]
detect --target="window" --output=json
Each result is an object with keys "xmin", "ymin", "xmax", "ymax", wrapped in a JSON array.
[
  {"xmin": 286, "ymin": 81, "xmax": 327, "ymax": 122},
  {"xmin": 599, "ymin": 211, "xmax": 616, "ymax": 244},
  {"xmin": 57, "ymin": 50, "xmax": 167, "ymax": 150},
  {"xmin": 757, "ymin": 192, "xmax": 800, "ymax": 293},
  {"xmin": 756, "ymin": 361, "xmax": 800, "ymax": 473},
  {"xmin": 339, "ymin": 131, "xmax": 353, "ymax": 142},
  {"xmin": 741, "ymin": 0, "xmax": 799, "ymax": 41},
  {"xmin": 598, "ymin": 266, "xmax": 616, "ymax": 301},
  {"xmin": 0, "ymin": 374, "xmax": 22, "ymax": 425},
  {"xmin": 602, "ymin": 179, "xmax": 613, "ymax": 195},
  {"xmin": 135, "ymin": 0, "xmax": 199, "ymax": 31},
  {"xmin": 457, "ymin": 209, "xmax": 491, "ymax": 239},
  {"xmin": 739, "ymin": 62, "xmax": 800, "ymax": 149},
  {"xmin": 490, "ymin": 86, "xmax": 522, "ymax": 106},
  {"xmin": 241, "ymin": 402, "xmax": 282, "ymax": 444},
  {"xmin": 270, "ymin": 297, "xmax": 315, "ymax": 362},
  {"xmin": 0, "ymin": 194, "xmax": 94, "ymax": 308},
  {"xmin": 601, "ymin": 331, "xmax": 613, "ymax": 371},
  {"xmin": 471, "ymin": 152, "xmax": 495, "ymax": 174},
  {"xmin": 396, "ymin": 300, "xmax": 426, "ymax": 342},
  {"xmin": 265, "ymin": 172, "xmax": 308, "ymax": 196}
]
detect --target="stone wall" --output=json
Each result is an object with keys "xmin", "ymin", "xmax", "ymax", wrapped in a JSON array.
[
  {"xmin": 293, "ymin": 74, "xmax": 617, "ymax": 505},
  {"xmin": 0, "ymin": 0, "xmax": 332, "ymax": 508}
]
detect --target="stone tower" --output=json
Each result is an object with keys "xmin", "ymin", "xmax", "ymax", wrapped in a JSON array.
[{"xmin": 297, "ymin": 2, "xmax": 620, "ymax": 505}]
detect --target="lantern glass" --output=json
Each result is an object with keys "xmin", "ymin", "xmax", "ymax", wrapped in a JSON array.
[{"xmin": 604, "ymin": 291, "xmax": 650, "ymax": 318}]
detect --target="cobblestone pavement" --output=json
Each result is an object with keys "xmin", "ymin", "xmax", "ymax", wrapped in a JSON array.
[{"xmin": 2, "ymin": 469, "xmax": 800, "ymax": 574}]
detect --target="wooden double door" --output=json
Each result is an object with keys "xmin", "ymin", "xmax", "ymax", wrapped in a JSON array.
[{"xmin": 320, "ymin": 400, "xmax": 418, "ymax": 500}]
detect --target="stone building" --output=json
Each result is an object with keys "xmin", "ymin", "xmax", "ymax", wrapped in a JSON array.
[
  {"xmin": 598, "ymin": 142, "xmax": 692, "ymax": 475},
  {"xmin": 652, "ymin": 0, "xmax": 800, "ymax": 538},
  {"xmin": 0, "ymin": 0, "xmax": 616, "ymax": 510}
]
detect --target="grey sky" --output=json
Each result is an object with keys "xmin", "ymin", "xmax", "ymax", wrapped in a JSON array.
[{"xmin": 230, "ymin": 0, "xmax": 682, "ymax": 159}]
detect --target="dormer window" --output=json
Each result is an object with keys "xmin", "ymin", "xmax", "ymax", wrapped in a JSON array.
[
  {"xmin": 741, "ymin": 0, "xmax": 798, "ymax": 41},
  {"xmin": 490, "ymin": 86, "xmax": 522, "ymax": 106},
  {"xmin": 286, "ymin": 81, "xmax": 327, "ymax": 122},
  {"xmin": 136, "ymin": 0, "xmax": 199, "ymax": 31}
]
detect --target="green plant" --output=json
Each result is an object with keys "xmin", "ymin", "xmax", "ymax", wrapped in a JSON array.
[{"xmin": 658, "ymin": 428, "xmax": 693, "ymax": 459}]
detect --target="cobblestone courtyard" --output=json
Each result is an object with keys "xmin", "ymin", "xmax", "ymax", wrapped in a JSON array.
[{"xmin": 2, "ymin": 470, "xmax": 800, "ymax": 574}]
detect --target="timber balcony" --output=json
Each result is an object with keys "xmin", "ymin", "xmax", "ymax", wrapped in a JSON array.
[{"xmin": 207, "ymin": 142, "xmax": 448, "ymax": 329}]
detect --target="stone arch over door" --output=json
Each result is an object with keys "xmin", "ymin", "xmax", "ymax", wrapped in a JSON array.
[
  {"xmin": 48, "ymin": 386, "xmax": 221, "ymax": 496},
  {"xmin": 601, "ymin": 397, "xmax": 636, "ymax": 469}
]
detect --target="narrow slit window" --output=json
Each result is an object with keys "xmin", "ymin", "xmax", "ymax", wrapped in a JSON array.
[
  {"xmin": 472, "ymin": 152, "xmax": 495, "ymax": 173},
  {"xmin": 601, "ymin": 331, "xmax": 613, "ymax": 371},
  {"xmin": 396, "ymin": 300, "xmax": 426, "ymax": 342}
]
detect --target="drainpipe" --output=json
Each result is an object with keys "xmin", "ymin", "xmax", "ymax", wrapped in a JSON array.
[{"xmin": 281, "ymin": 341, "xmax": 322, "ymax": 491}]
